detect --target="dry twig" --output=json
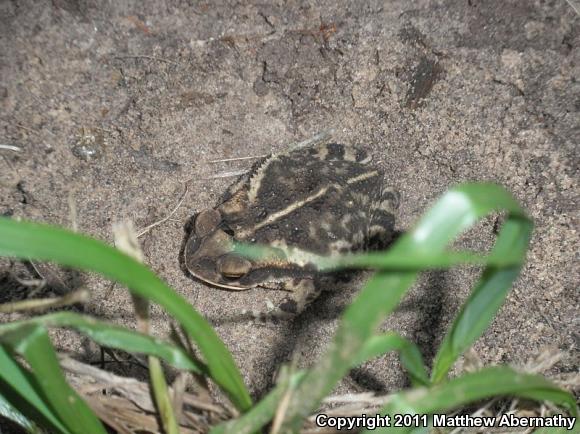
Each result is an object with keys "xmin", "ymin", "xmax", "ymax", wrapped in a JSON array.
[
  {"xmin": 60, "ymin": 356, "xmax": 229, "ymax": 433},
  {"xmin": 0, "ymin": 144, "xmax": 22, "ymax": 152},
  {"xmin": 0, "ymin": 288, "xmax": 90, "ymax": 313},
  {"xmin": 136, "ymin": 184, "xmax": 189, "ymax": 237},
  {"xmin": 206, "ymin": 169, "xmax": 249, "ymax": 179},
  {"xmin": 209, "ymin": 154, "xmax": 266, "ymax": 163},
  {"xmin": 113, "ymin": 55, "xmax": 181, "ymax": 66}
]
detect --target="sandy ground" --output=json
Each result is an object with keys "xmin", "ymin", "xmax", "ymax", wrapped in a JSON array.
[{"xmin": 0, "ymin": 0, "xmax": 578, "ymax": 406}]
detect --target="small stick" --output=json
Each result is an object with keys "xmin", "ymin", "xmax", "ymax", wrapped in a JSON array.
[
  {"xmin": 206, "ymin": 129, "xmax": 335, "ymax": 179},
  {"xmin": 209, "ymin": 154, "xmax": 267, "ymax": 163},
  {"xmin": 60, "ymin": 356, "xmax": 226, "ymax": 414},
  {"xmin": 322, "ymin": 392, "xmax": 376, "ymax": 404},
  {"xmin": 137, "ymin": 184, "xmax": 188, "ymax": 237},
  {"xmin": 206, "ymin": 169, "xmax": 248, "ymax": 179},
  {"xmin": 28, "ymin": 260, "xmax": 69, "ymax": 297},
  {"xmin": 0, "ymin": 288, "xmax": 90, "ymax": 313},
  {"xmin": 286, "ymin": 128, "xmax": 335, "ymax": 152},
  {"xmin": 26, "ymin": 261, "xmax": 48, "ymax": 298},
  {"xmin": 13, "ymin": 123, "xmax": 40, "ymax": 135},
  {"xmin": 171, "ymin": 372, "xmax": 188, "ymax": 425},
  {"xmin": 0, "ymin": 144, "xmax": 22, "ymax": 152},
  {"xmin": 270, "ymin": 388, "xmax": 292, "ymax": 434},
  {"xmin": 68, "ymin": 191, "xmax": 78, "ymax": 233},
  {"xmin": 523, "ymin": 347, "xmax": 563, "ymax": 374},
  {"xmin": 113, "ymin": 55, "xmax": 180, "ymax": 66},
  {"xmin": 565, "ymin": 0, "xmax": 579, "ymax": 15}
]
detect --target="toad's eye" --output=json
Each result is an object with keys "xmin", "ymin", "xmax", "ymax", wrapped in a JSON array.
[
  {"xmin": 195, "ymin": 209, "xmax": 221, "ymax": 237},
  {"xmin": 216, "ymin": 254, "xmax": 251, "ymax": 278}
]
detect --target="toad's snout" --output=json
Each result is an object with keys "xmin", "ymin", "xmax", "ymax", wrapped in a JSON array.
[{"xmin": 184, "ymin": 209, "xmax": 252, "ymax": 290}]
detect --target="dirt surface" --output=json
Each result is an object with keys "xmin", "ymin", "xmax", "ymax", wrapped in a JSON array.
[{"xmin": 1, "ymin": 0, "xmax": 578, "ymax": 401}]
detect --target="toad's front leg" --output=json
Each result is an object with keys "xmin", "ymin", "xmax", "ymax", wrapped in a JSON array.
[
  {"xmin": 244, "ymin": 278, "xmax": 321, "ymax": 321},
  {"xmin": 278, "ymin": 278, "xmax": 321, "ymax": 317}
]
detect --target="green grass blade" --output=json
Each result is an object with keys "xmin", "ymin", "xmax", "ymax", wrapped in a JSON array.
[
  {"xmin": 0, "ymin": 312, "xmax": 205, "ymax": 374},
  {"xmin": 337, "ymin": 250, "xmax": 522, "ymax": 269},
  {"xmin": 355, "ymin": 333, "xmax": 429, "ymax": 386},
  {"xmin": 279, "ymin": 183, "xmax": 532, "ymax": 432},
  {"xmin": 431, "ymin": 219, "xmax": 533, "ymax": 383},
  {"xmin": 148, "ymin": 356, "xmax": 179, "ymax": 434},
  {"xmin": 0, "ymin": 217, "xmax": 252, "ymax": 411},
  {"xmin": 366, "ymin": 367, "xmax": 578, "ymax": 434},
  {"xmin": 210, "ymin": 382, "xmax": 287, "ymax": 434},
  {"xmin": 235, "ymin": 243, "xmax": 522, "ymax": 271},
  {"xmin": 0, "ymin": 325, "xmax": 107, "ymax": 434},
  {"xmin": 210, "ymin": 370, "xmax": 306, "ymax": 434},
  {"xmin": 0, "ymin": 392, "xmax": 36, "ymax": 432},
  {"xmin": 0, "ymin": 346, "xmax": 67, "ymax": 433},
  {"xmin": 280, "ymin": 271, "xmax": 418, "ymax": 432},
  {"xmin": 393, "ymin": 183, "xmax": 527, "ymax": 253}
]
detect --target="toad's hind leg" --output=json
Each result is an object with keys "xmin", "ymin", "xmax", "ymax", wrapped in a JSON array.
[{"xmin": 368, "ymin": 186, "xmax": 400, "ymax": 250}]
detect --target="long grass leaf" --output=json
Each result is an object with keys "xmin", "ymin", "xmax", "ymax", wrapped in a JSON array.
[
  {"xmin": 366, "ymin": 367, "xmax": 578, "ymax": 434},
  {"xmin": 0, "ymin": 346, "xmax": 69, "ymax": 433},
  {"xmin": 0, "ymin": 325, "xmax": 107, "ymax": 434},
  {"xmin": 0, "ymin": 311, "xmax": 205, "ymax": 374},
  {"xmin": 210, "ymin": 370, "xmax": 305, "ymax": 434},
  {"xmin": 279, "ymin": 183, "xmax": 531, "ymax": 432},
  {"xmin": 280, "ymin": 271, "xmax": 417, "ymax": 432},
  {"xmin": 213, "ymin": 332, "xmax": 428, "ymax": 434},
  {"xmin": 0, "ymin": 393, "xmax": 36, "ymax": 432},
  {"xmin": 356, "ymin": 333, "xmax": 429, "ymax": 386},
  {"xmin": 235, "ymin": 244, "xmax": 522, "ymax": 271},
  {"xmin": 0, "ymin": 217, "xmax": 252, "ymax": 411},
  {"xmin": 431, "ymin": 219, "xmax": 533, "ymax": 382},
  {"xmin": 214, "ymin": 331, "xmax": 429, "ymax": 434},
  {"xmin": 149, "ymin": 356, "xmax": 179, "ymax": 434}
]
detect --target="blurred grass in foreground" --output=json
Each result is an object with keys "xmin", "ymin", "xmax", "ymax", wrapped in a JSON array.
[{"xmin": 0, "ymin": 182, "xmax": 576, "ymax": 434}]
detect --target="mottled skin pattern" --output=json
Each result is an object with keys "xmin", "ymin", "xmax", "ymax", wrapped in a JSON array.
[{"xmin": 185, "ymin": 143, "xmax": 398, "ymax": 317}]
